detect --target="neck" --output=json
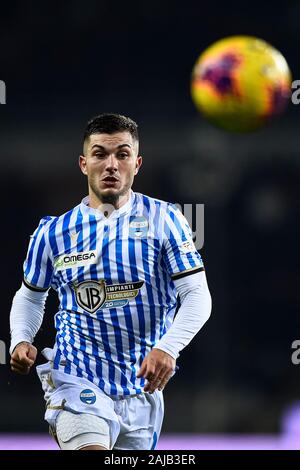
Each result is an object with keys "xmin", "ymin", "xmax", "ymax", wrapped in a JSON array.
[{"xmin": 88, "ymin": 191, "xmax": 131, "ymax": 213}]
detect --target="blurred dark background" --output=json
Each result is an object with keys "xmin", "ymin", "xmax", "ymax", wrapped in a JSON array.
[{"xmin": 0, "ymin": 1, "xmax": 299, "ymax": 435}]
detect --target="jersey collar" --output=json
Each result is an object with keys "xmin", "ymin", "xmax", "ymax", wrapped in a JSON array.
[{"xmin": 80, "ymin": 190, "xmax": 135, "ymax": 220}]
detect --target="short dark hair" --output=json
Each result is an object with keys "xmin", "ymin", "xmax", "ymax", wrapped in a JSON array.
[{"xmin": 83, "ymin": 113, "xmax": 139, "ymax": 145}]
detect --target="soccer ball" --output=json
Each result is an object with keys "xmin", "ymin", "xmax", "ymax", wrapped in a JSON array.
[{"xmin": 191, "ymin": 36, "xmax": 292, "ymax": 132}]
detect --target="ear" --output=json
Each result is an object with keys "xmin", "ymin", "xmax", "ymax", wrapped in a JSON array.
[
  {"xmin": 135, "ymin": 155, "xmax": 142, "ymax": 175},
  {"xmin": 79, "ymin": 155, "xmax": 88, "ymax": 175}
]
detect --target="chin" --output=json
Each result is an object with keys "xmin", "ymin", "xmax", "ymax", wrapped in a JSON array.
[
  {"xmin": 99, "ymin": 189, "xmax": 121, "ymax": 204},
  {"xmin": 101, "ymin": 188, "xmax": 120, "ymax": 197}
]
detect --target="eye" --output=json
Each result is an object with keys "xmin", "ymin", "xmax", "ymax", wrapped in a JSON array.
[
  {"xmin": 94, "ymin": 153, "xmax": 106, "ymax": 159},
  {"xmin": 118, "ymin": 152, "xmax": 129, "ymax": 159}
]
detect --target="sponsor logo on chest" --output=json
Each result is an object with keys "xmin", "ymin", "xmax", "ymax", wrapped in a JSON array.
[
  {"xmin": 72, "ymin": 279, "xmax": 144, "ymax": 314},
  {"xmin": 54, "ymin": 250, "xmax": 97, "ymax": 270}
]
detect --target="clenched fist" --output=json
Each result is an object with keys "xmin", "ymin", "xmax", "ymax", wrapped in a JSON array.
[
  {"xmin": 137, "ymin": 348, "xmax": 176, "ymax": 394},
  {"xmin": 10, "ymin": 341, "xmax": 37, "ymax": 375}
]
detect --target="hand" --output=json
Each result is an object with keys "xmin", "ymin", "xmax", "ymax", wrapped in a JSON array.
[
  {"xmin": 10, "ymin": 342, "xmax": 37, "ymax": 375},
  {"xmin": 137, "ymin": 348, "xmax": 176, "ymax": 393}
]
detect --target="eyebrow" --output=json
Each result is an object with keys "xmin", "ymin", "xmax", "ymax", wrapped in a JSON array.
[{"xmin": 91, "ymin": 144, "xmax": 132, "ymax": 150}]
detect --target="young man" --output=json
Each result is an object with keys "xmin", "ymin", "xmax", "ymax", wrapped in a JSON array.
[{"xmin": 9, "ymin": 114, "xmax": 211, "ymax": 450}]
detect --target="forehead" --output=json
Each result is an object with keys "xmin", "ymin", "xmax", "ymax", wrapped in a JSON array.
[{"xmin": 87, "ymin": 131, "xmax": 135, "ymax": 150}]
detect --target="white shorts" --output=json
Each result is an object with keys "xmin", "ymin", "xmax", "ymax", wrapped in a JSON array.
[{"xmin": 36, "ymin": 349, "xmax": 164, "ymax": 450}]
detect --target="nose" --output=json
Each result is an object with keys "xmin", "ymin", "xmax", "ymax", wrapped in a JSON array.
[{"xmin": 105, "ymin": 154, "xmax": 118, "ymax": 172}]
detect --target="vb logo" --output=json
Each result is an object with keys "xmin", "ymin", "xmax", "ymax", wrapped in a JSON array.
[
  {"xmin": 0, "ymin": 81, "xmax": 6, "ymax": 104},
  {"xmin": 73, "ymin": 280, "xmax": 107, "ymax": 314}
]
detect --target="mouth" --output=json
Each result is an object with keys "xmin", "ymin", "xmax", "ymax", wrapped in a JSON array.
[
  {"xmin": 101, "ymin": 176, "xmax": 120, "ymax": 187},
  {"xmin": 102, "ymin": 176, "xmax": 119, "ymax": 182}
]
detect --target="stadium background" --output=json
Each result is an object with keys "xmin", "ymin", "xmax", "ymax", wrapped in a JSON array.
[{"xmin": 0, "ymin": 1, "xmax": 299, "ymax": 449}]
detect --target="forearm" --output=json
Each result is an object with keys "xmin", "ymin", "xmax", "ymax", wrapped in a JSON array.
[
  {"xmin": 9, "ymin": 283, "xmax": 48, "ymax": 354},
  {"xmin": 155, "ymin": 271, "xmax": 212, "ymax": 359}
]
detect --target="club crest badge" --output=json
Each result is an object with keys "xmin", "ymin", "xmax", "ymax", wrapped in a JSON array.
[{"xmin": 129, "ymin": 216, "xmax": 148, "ymax": 238}]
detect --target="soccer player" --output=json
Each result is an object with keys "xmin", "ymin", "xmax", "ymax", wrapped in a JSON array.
[{"xmin": 9, "ymin": 114, "xmax": 212, "ymax": 450}]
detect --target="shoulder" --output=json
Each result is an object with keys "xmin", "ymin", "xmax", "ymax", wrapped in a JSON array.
[
  {"xmin": 133, "ymin": 193, "xmax": 188, "ymax": 231},
  {"xmin": 134, "ymin": 192, "xmax": 177, "ymax": 214},
  {"xmin": 30, "ymin": 215, "xmax": 57, "ymax": 236},
  {"xmin": 38, "ymin": 215, "xmax": 57, "ymax": 228},
  {"xmin": 35, "ymin": 203, "xmax": 81, "ymax": 236}
]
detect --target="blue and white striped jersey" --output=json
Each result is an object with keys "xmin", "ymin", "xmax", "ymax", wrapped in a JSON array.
[{"xmin": 24, "ymin": 191, "xmax": 203, "ymax": 396}]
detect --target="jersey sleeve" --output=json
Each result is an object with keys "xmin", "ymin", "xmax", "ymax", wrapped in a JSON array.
[
  {"xmin": 23, "ymin": 217, "xmax": 55, "ymax": 291},
  {"xmin": 162, "ymin": 204, "xmax": 204, "ymax": 280}
]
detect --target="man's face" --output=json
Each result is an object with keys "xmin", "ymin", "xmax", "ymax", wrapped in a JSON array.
[{"xmin": 79, "ymin": 131, "xmax": 142, "ymax": 204}]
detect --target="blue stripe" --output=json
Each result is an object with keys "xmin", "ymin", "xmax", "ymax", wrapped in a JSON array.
[
  {"xmin": 30, "ymin": 234, "xmax": 46, "ymax": 287},
  {"xmin": 151, "ymin": 431, "xmax": 158, "ymax": 450},
  {"xmin": 44, "ymin": 258, "xmax": 53, "ymax": 288},
  {"xmin": 102, "ymin": 223, "xmax": 130, "ymax": 396}
]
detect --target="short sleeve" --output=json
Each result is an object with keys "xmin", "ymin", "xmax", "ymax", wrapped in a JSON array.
[
  {"xmin": 162, "ymin": 204, "xmax": 204, "ymax": 280},
  {"xmin": 23, "ymin": 217, "xmax": 55, "ymax": 291}
]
